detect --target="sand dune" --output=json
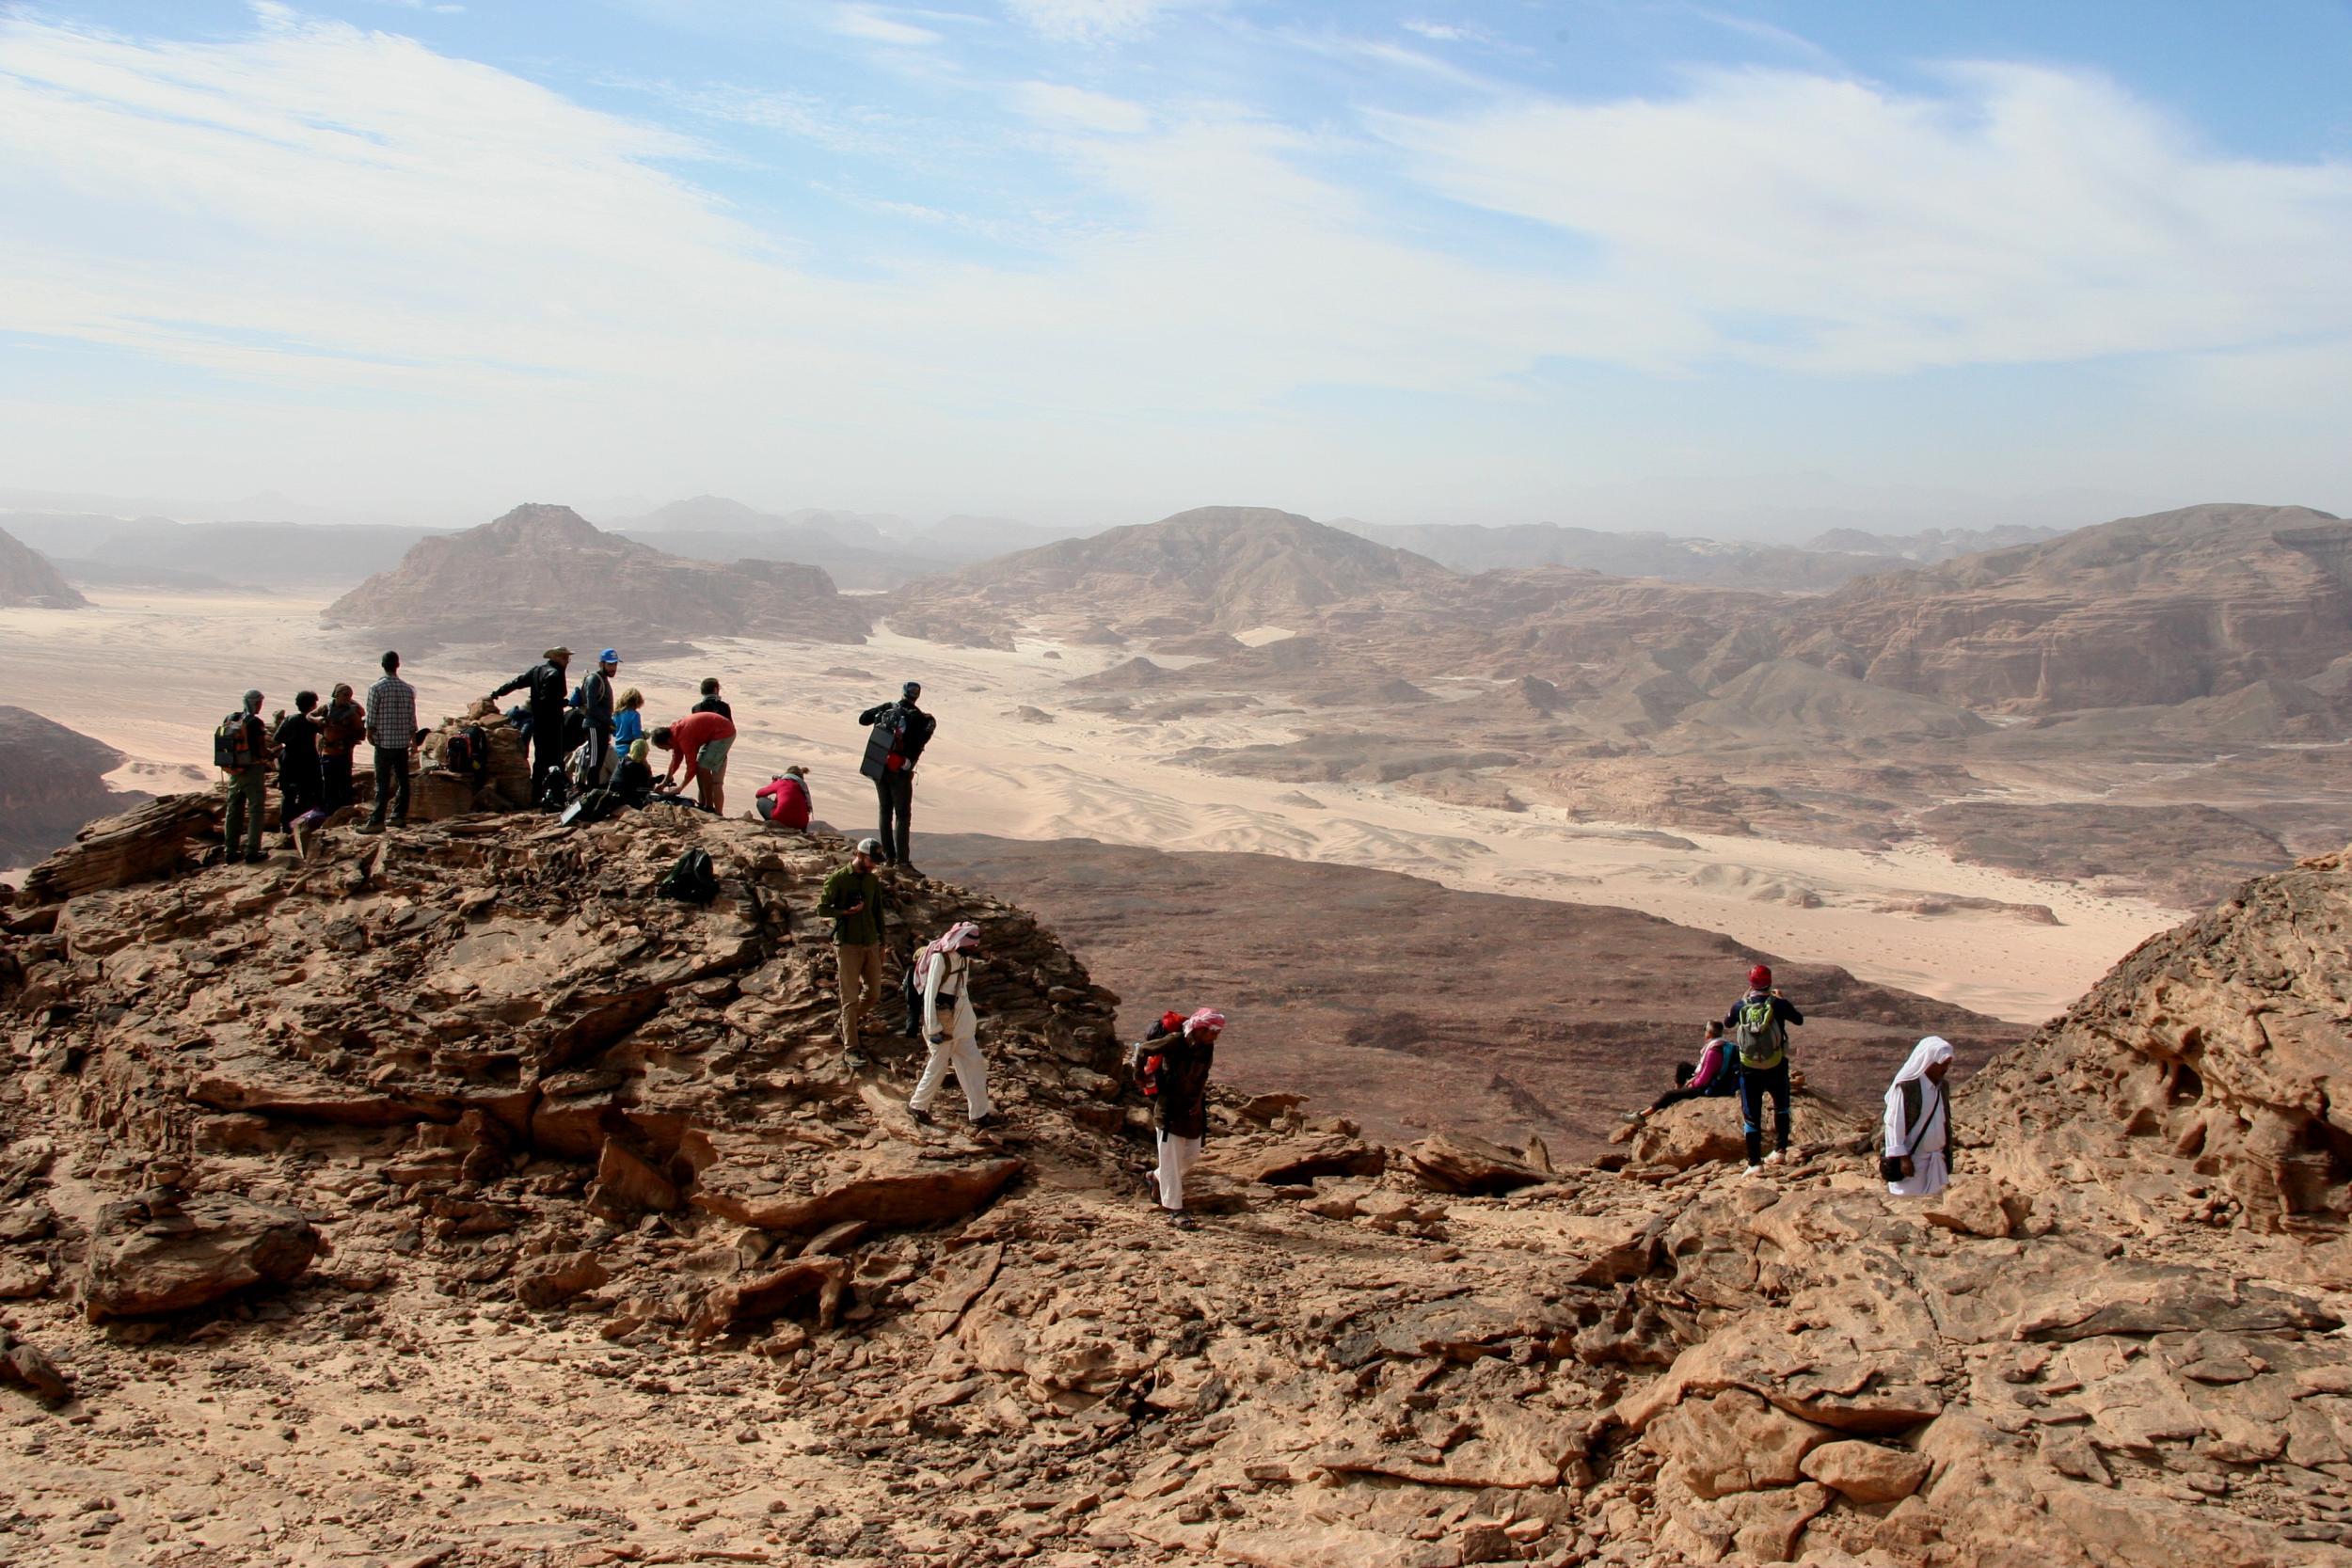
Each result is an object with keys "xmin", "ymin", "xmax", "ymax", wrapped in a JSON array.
[{"xmin": 0, "ymin": 590, "xmax": 2177, "ymax": 1022}]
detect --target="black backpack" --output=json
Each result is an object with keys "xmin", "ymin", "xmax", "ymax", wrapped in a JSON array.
[
  {"xmin": 444, "ymin": 724, "xmax": 490, "ymax": 782},
  {"xmin": 214, "ymin": 712, "xmax": 261, "ymax": 769},
  {"xmin": 657, "ymin": 847, "xmax": 721, "ymax": 905}
]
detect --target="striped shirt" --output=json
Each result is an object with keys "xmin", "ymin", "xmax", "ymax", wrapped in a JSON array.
[{"xmin": 365, "ymin": 674, "xmax": 417, "ymax": 751}]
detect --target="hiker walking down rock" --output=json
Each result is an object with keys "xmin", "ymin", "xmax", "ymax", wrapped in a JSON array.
[
  {"xmin": 362, "ymin": 651, "xmax": 417, "ymax": 834},
  {"xmin": 1883, "ymin": 1036, "xmax": 1955, "ymax": 1197},
  {"xmin": 651, "ymin": 707, "xmax": 737, "ymax": 814},
  {"xmin": 317, "ymin": 682, "xmax": 365, "ymax": 814},
  {"xmin": 1133, "ymin": 1007, "xmax": 1223, "ymax": 1228},
  {"xmin": 272, "ymin": 689, "xmax": 325, "ymax": 848},
  {"xmin": 215, "ymin": 688, "xmax": 271, "ymax": 864},
  {"xmin": 1723, "ymin": 964, "xmax": 1803, "ymax": 1174},
  {"xmin": 818, "ymin": 838, "xmax": 891, "ymax": 1070},
  {"xmin": 489, "ymin": 646, "xmax": 572, "ymax": 807},
  {"xmin": 576, "ymin": 649, "xmax": 620, "ymax": 784},
  {"xmin": 756, "ymin": 765, "xmax": 812, "ymax": 831},
  {"xmin": 908, "ymin": 922, "xmax": 997, "ymax": 1129},
  {"xmin": 857, "ymin": 681, "xmax": 935, "ymax": 872}
]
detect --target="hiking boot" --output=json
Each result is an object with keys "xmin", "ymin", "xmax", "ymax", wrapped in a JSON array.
[
  {"xmin": 971, "ymin": 1112, "xmax": 1003, "ymax": 1131},
  {"xmin": 908, "ymin": 1105, "xmax": 935, "ymax": 1127},
  {"xmin": 358, "ymin": 822, "xmax": 384, "ymax": 836},
  {"xmin": 898, "ymin": 864, "xmax": 922, "ymax": 879},
  {"xmin": 844, "ymin": 1051, "xmax": 870, "ymax": 1072}
]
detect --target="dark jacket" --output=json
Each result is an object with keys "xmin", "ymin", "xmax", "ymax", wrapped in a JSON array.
[
  {"xmin": 1145, "ymin": 1017, "xmax": 1216, "ymax": 1140},
  {"xmin": 692, "ymin": 695, "xmax": 733, "ymax": 720},
  {"xmin": 614, "ymin": 756, "xmax": 655, "ymax": 808},
  {"xmin": 495, "ymin": 661, "xmax": 570, "ymax": 718},
  {"xmin": 578, "ymin": 670, "xmax": 615, "ymax": 732},
  {"xmin": 857, "ymin": 700, "xmax": 936, "ymax": 782},
  {"xmin": 817, "ymin": 865, "xmax": 889, "ymax": 947},
  {"xmin": 273, "ymin": 712, "xmax": 322, "ymax": 791}
]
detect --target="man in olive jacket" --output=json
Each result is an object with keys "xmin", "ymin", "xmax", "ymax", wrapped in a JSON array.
[{"xmin": 817, "ymin": 838, "xmax": 892, "ymax": 1069}]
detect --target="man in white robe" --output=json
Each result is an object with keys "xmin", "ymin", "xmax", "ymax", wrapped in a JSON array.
[
  {"xmin": 1883, "ymin": 1036, "xmax": 1955, "ymax": 1197},
  {"xmin": 910, "ymin": 922, "xmax": 996, "ymax": 1128}
]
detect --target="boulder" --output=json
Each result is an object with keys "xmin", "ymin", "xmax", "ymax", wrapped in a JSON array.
[
  {"xmin": 1645, "ymin": 1388, "xmax": 1832, "ymax": 1497},
  {"xmin": 1217, "ymin": 1132, "xmax": 1386, "ymax": 1185},
  {"xmin": 512, "ymin": 1251, "xmax": 611, "ymax": 1309},
  {"xmin": 0, "ymin": 1327, "xmax": 72, "ymax": 1404},
  {"xmin": 82, "ymin": 1194, "xmax": 320, "ymax": 1321},
  {"xmin": 693, "ymin": 1146, "xmax": 1024, "ymax": 1235},
  {"xmin": 1404, "ymin": 1132, "xmax": 1549, "ymax": 1196},
  {"xmin": 689, "ymin": 1258, "xmax": 848, "ymax": 1338},
  {"xmin": 1800, "ymin": 1438, "xmax": 1931, "ymax": 1504}
]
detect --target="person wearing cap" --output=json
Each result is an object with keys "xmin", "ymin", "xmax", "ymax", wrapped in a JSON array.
[
  {"xmin": 908, "ymin": 922, "xmax": 995, "ymax": 1128},
  {"xmin": 490, "ymin": 646, "xmax": 573, "ymax": 807},
  {"xmin": 1131, "ymin": 1007, "xmax": 1224, "ymax": 1227},
  {"xmin": 651, "ymin": 705, "xmax": 738, "ymax": 814},
  {"xmin": 219, "ymin": 688, "xmax": 272, "ymax": 863},
  {"xmin": 1723, "ymin": 963, "xmax": 1804, "ymax": 1173},
  {"xmin": 857, "ymin": 680, "xmax": 936, "ymax": 871},
  {"xmin": 817, "ymin": 839, "xmax": 892, "ymax": 1069},
  {"xmin": 755, "ymin": 765, "xmax": 813, "ymax": 832},
  {"xmin": 576, "ymin": 649, "xmax": 620, "ymax": 784}
]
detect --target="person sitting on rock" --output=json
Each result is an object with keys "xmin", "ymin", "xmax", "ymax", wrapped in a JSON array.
[
  {"xmin": 650, "ymin": 707, "xmax": 737, "ymax": 814},
  {"xmin": 818, "ymin": 838, "xmax": 891, "ymax": 1070},
  {"xmin": 1131, "ymin": 1008, "xmax": 1223, "ymax": 1229},
  {"xmin": 1723, "ymin": 963, "xmax": 1803, "ymax": 1175},
  {"xmin": 1641, "ymin": 1026, "xmax": 1740, "ymax": 1116},
  {"xmin": 613, "ymin": 738, "xmax": 656, "ymax": 809},
  {"xmin": 611, "ymin": 687, "xmax": 646, "ymax": 752},
  {"xmin": 755, "ymin": 765, "xmax": 813, "ymax": 831},
  {"xmin": 1883, "ymin": 1037, "xmax": 1955, "ymax": 1197},
  {"xmin": 908, "ymin": 922, "xmax": 997, "ymax": 1130}
]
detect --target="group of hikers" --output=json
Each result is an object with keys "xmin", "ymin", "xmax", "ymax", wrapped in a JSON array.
[
  {"xmin": 1635, "ymin": 963, "xmax": 1955, "ymax": 1196},
  {"xmin": 214, "ymin": 658, "xmax": 1953, "ymax": 1224}
]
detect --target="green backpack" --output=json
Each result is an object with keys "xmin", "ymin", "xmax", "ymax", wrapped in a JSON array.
[{"xmin": 1732, "ymin": 995, "xmax": 1788, "ymax": 1070}]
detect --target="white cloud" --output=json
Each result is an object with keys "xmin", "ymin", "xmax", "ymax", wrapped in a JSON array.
[
  {"xmin": 1008, "ymin": 80, "xmax": 1150, "ymax": 134},
  {"xmin": 1377, "ymin": 64, "xmax": 2352, "ymax": 374},
  {"xmin": 830, "ymin": 5, "xmax": 942, "ymax": 47},
  {"xmin": 1004, "ymin": 0, "xmax": 1180, "ymax": 45},
  {"xmin": 1401, "ymin": 20, "xmax": 1483, "ymax": 44}
]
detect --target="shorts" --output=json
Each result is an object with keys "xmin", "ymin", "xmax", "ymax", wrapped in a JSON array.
[{"xmin": 696, "ymin": 736, "xmax": 734, "ymax": 776}]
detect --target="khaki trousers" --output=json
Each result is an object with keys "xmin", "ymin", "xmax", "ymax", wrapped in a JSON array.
[{"xmin": 835, "ymin": 943, "xmax": 884, "ymax": 1053}]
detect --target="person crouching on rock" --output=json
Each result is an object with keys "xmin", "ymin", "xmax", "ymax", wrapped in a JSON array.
[
  {"xmin": 908, "ymin": 922, "xmax": 998, "ymax": 1130},
  {"xmin": 651, "ymin": 706, "xmax": 737, "ymax": 814},
  {"xmin": 613, "ymin": 739, "xmax": 656, "ymax": 808},
  {"xmin": 1133, "ymin": 1008, "xmax": 1223, "ymax": 1229},
  {"xmin": 756, "ymin": 765, "xmax": 813, "ymax": 831},
  {"xmin": 1724, "ymin": 963, "xmax": 1803, "ymax": 1174},
  {"xmin": 818, "ymin": 838, "xmax": 891, "ymax": 1070},
  {"xmin": 1883, "ymin": 1037, "xmax": 1955, "ymax": 1197}
]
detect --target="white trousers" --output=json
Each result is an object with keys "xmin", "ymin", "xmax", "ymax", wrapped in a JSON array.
[
  {"xmin": 1155, "ymin": 1132, "xmax": 1203, "ymax": 1212},
  {"xmin": 1886, "ymin": 1148, "xmax": 1949, "ymax": 1197},
  {"xmin": 910, "ymin": 1015, "xmax": 991, "ymax": 1118}
]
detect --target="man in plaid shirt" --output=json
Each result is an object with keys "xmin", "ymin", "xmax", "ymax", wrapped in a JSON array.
[{"xmin": 362, "ymin": 650, "xmax": 418, "ymax": 833}]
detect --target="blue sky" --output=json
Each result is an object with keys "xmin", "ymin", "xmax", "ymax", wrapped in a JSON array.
[{"xmin": 1, "ymin": 0, "xmax": 2347, "ymax": 533}]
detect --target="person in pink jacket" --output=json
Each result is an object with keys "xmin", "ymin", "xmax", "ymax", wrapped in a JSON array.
[{"xmin": 755, "ymin": 765, "xmax": 813, "ymax": 831}]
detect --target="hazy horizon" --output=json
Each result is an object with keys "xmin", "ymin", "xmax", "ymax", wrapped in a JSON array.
[{"xmin": 3, "ymin": 2, "xmax": 2348, "ymax": 532}]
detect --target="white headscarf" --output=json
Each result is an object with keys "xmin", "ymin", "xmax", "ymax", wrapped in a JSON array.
[{"xmin": 1889, "ymin": 1036, "xmax": 1954, "ymax": 1087}]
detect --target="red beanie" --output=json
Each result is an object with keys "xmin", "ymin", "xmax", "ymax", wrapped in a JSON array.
[{"xmin": 1748, "ymin": 964, "xmax": 1772, "ymax": 989}]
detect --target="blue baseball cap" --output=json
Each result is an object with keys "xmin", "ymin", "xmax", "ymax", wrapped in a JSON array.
[{"xmin": 599, "ymin": 648, "xmax": 620, "ymax": 664}]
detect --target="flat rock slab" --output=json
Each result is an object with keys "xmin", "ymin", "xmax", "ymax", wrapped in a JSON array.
[
  {"xmin": 82, "ymin": 1195, "xmax": 320, "ymax": 1321},
  {"xmin": 694, "ymin": 1147, "xmax": 1025, "ymax": 1235}
]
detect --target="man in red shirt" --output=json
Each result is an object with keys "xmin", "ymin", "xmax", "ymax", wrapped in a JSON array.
[{"xmin": 651, "ymin": 709, "xmax": 737, "ymax": 813}]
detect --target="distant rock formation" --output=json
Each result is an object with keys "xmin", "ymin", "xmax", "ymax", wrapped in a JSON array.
[
  {"xmin": 1789, "ymin": 503, "xmax": 2352, "ymax": 712},
  {"xmin": 0, "ymin": 707, "xmax": 147, "ymax": 869},
  {"xmin": 0, "ymin": 526, "xmax": 87, "ymax": 609},
  {"xmin": 322, "ymin": 502, "xmax": 870, "ymax": 650},
  {"xmin": 890, "ymin": 505, "xmax": 1451, "ymax": 643},
  {"xmin": 1347, "ymin": 517, "xmax": 1904, "ymax": 589}
]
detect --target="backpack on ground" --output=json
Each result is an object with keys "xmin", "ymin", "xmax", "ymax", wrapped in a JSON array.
[
  {"xmin": 1731, "ymin": 995, "xmax": 1788, "ymax": 1070},
  {"xmin": 657, "ymin": 847, "xmax": 721, "ymax": 905},
  {"xmin": 444, "ymin": 723, "xmax": 490, "ymax": 782},
  {"xmin": 214, "ymin": 712, "xmax": 261, "ymax": 770}
]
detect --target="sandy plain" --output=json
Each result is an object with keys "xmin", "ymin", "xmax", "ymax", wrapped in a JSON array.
[{"xmin": 0, "ymin": 588, "xmax": 2176, "ymax": 1022}]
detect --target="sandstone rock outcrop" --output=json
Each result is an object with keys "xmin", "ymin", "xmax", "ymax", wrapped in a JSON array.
[
  {"xmin": 5, "ymin": 811, "xmax": 2352, "ymax": 1566},
  {"xmin": 0, "ymin": 524, "xmax": 87, "ymax": 609},
  {"xmin": 82, "ymin": 1193, "xmax": 322, "ymax": 1321},
  {"xmin": 322, "ymin": 501, "xmax": 870, "ymax": 650}
]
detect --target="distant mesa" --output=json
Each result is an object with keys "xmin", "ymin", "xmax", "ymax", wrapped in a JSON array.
[
  {"xmin": 0, "ymin": 526, "xmax": 90, "ymax": 609},
  {"xmin": 322, "ymin": 502, "xmax": 871, "ymax": 650}
]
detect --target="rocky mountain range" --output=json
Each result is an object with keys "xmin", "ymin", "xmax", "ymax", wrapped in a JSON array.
[
  {"xmin": 1342, "ymin": 519, "xmax": 1904, "ymax": 591},
  {"xmin": 1, "ymin": 513, "xmax": 447, "ymax": 591},
  {"xmin": 0, "ymin": 525, "xmax": 87, "ymax": 609},
  {"xmin": 1, "ymin": 778, "xmax": 2349, "ymax": 1566},
  {"xmin": 1804, "ymin": 521, "xmax": 2068, "ymax": 562},
  {"xmin": 608, "ymin": 496, "xmax": 1079, "ymax": 589},
  {"xmin": 322, "ymin": 501, "xmax": 871, "ymax": 652}
]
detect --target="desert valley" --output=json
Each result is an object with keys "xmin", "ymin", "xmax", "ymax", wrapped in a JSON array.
[{"xmin": 2, "ymin": 495, "xmax": 2351, "ymax": 1567}]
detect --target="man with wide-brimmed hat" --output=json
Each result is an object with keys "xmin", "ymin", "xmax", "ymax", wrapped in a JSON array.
[{"xmin": 489, "ymin": 645, "xmax": 573, "ymax": 807}]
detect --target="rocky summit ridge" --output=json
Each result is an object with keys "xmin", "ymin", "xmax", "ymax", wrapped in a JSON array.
[
  {"xmin": 1, "ymin": 806, "xmax": 2351, "ymax": 1566},
  {"xmin": 322, "ymin": 502, "xmax": 871, "ymax": 652}
]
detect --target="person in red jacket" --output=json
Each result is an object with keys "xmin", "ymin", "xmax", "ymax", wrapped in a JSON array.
[
  {"xmin": 756, "ymin": 765, "xmax": 813, "ymax": 831},
  {"xmin": 651, "ymin": 709, "xmax": 737, "ymax": 812}
]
